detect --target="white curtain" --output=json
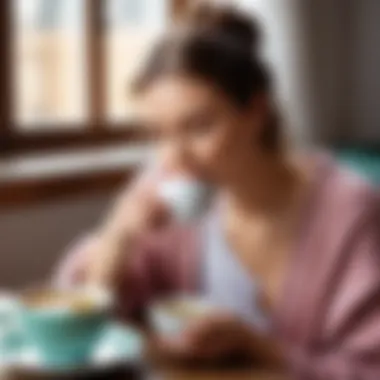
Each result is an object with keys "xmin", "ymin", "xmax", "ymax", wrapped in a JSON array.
[
  {"xmin": 236, "ymin": 0, "xmax": 317, "ymax": 145},
  {"xmin": 107, "ymin": 0, "xmax": 168, "ymax": 30}
]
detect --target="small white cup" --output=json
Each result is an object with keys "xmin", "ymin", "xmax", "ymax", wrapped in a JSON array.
[
  {"xmin": 149, "ymin": 296, "xmax": 217, "ymax": 338},
  {"xmin": 157, "ymin": 178, "xmax": 213, "ymax": 223}
]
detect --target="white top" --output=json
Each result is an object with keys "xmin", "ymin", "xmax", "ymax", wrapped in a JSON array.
[{"xmin": 202, "ymin": 211, "xmax": 271, "ymax": 332}]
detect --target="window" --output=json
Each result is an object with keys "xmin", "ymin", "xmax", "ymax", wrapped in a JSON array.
[
  {"xmin": 105, "ymin": 0, "xmax": 170, "ymax": 123},
  {"xmin": 0, "ymin": 0, "xmax": 188, "ymax": 155},
  {"xmin": 14, "ymin": 0, "xmax": 88, "ymax": 128}
]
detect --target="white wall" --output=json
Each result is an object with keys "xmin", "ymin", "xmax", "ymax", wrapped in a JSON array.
[
  {"xmin": 239, "ymin": 0, "xmax": 316, "ymax": 144},
  {"xmin": 348, "ymin": 0, "xmax": 380, "ymax": 141},
  {"xmin": 0, "ymin": 192, "xmax": 112, "ymax": 289},
  {"xmin": 238, "ymin": 0, "xmax": 348, "ymax": 144},
  {"xmin": 240, "ymin": 0, "xmax": 380, "ymax": 144}
]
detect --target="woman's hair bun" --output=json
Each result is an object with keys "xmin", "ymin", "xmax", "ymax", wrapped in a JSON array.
[{"xmin": 187, "ymin": 2, "xmax": 261, "ymax": 52}]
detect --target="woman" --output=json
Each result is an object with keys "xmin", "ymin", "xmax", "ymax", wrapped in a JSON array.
[{"xmin": 57, "ymin": 4, "xmax": 380, "ymax": 379}]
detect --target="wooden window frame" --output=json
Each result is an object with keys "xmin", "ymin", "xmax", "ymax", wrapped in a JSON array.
[
  {"xmin": 0, "ymin": 0, "xmax": 189, "ymax": 208},
  {"xmin": 0, "ymin": 0, "xmax": 189, "ymax": 156}
]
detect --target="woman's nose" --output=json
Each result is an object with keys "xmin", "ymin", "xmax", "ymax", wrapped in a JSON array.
[{"xmin": 159, "ymin": 145, "xmax": 196, "ymax": 177}]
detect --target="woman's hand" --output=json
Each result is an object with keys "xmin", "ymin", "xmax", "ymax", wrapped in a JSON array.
[
  {"xmin": 156, "ymin": 312, "xmax": 285, "ymax": 368},
  {"xmin": 86, "ymin": 171, "xmax": 170, "ymax": 287}
]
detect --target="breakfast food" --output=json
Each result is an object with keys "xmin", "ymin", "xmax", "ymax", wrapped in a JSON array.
[
  {"xmin": 22, "ymin": 290, "xmax": 96, "ymax": 314},
  {"xmin": 160, "ymin": 299, "xmax": 212, "ymax": 320}
]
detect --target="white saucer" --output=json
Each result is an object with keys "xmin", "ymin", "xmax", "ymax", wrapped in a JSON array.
[{"xmin": 1, "ymin": 322, "xmax": 144, "ymax": 377}]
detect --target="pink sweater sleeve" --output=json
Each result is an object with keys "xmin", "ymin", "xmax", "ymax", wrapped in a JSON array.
[
  {"xmin": 54, "ymin": 234, "xmax": 95, "ymax": 287},
  {"xmin": 289, "ymin": 202, "xmax": 380, "ymax": 379},
  {"xmin": 54, "ymin": 168, "xmax": 175, "ymax": 319},
  {"xmin": 54, "ymin": 233, "xmax": 165, "ymax": 320}
]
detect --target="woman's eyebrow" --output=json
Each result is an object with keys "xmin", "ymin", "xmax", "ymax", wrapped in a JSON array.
[
  {"xmin": 181, "ymin": 105, "xmax": 215, "ymax": 124},
  {"xmin": 136, "ymin": 116, "xmax": 160, "ymax": 133}
]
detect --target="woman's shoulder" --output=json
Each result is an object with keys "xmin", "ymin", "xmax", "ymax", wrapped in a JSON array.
[
  {"xmin": 316, "ymin": 154, "xmax": 380, "ymax": 218},
  {"xmin": 304, "ymin": 152, "xmax": 380, "ymax": 254},
  {"xmin": 291, "ymin": 155, "xmax": 380, "ymax": 361}
]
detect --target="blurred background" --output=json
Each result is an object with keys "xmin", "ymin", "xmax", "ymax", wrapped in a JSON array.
[{"xmin": 0, "ymin": 0, "xmax": 379, "ymax": 287}]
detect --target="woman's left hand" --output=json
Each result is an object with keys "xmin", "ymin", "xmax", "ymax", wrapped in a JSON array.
[{"xmin": 157, "ymin": 312, "xmax": 285, "ymax": 367}]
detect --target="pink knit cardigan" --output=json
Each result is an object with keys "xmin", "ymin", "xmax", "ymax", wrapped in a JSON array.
[{"xmin": 57, "ymin": 155, "xmax": 380, "ymax": 379}]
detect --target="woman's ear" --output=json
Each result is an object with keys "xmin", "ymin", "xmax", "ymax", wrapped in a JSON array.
[
  {"xmin": 249, "ymin": 92, "xmax": 269, "ymax": 121},
  {"xmin": 246, "ymin": 93, "xmax": 270, "ymax": 142}
]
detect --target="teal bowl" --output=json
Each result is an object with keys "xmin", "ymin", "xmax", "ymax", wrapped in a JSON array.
[{"xmin": 18, "ymin": 288, "xmax": 112, "ymax": 369}]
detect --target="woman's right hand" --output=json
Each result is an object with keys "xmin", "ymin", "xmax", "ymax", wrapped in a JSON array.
[
  {"xmin": 85, "ymin": 171, "xmax": 170, "ymax": 287},
  {"xmin": 105, "ymin": 172, "xmax": 170, "ymax": 239}
]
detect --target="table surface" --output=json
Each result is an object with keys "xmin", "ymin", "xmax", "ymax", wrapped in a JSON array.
[
  {"xmin": 1, "ymin": 367, "xmax": 288, "ymax": 380},
  {"xmin": 0, "ymin": 370, "xmax": 287, "ymax": 380},
  {"xmin": 155, "ymin": 369, "xmax": 288, "ymax": 380},
  {"xmin": 0, "ymin": 328, "xmax": 289, "ymax": 380},
  {"xmin": 2, "ymin": 362, "xmax": 290, "ymax": 380}
]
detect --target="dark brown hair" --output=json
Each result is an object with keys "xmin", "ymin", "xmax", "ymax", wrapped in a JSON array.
[{"xmin": 133, "ymin": 3, "xmax": 281, "ymax": 151}]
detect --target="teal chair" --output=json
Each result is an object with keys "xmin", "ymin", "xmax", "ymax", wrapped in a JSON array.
[{"xmin": 337, "ymin": 149, "xmax": 380, "ymax": 184}]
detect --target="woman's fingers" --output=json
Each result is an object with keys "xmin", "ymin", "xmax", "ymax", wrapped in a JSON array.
[
  {"xmin": 185, "ymin": 312, "xmax": 235, "ymax": 343},
  {"xmin": 155, "ymin": 313, "xmax": 252, "ymax": 362},
  {"xmin": 181, "ymin": 313, "xmax": 251, "ymax": 356},
  {"xmin": 156, "ymin": 333, "xmax": 226, "ymax": 361}
]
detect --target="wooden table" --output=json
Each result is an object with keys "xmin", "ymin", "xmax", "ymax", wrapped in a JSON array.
[
  {"xmin": 1, "ymin": 363, "xmax": 288, "ymax": 380},
  {"xmin": 0, "ymin": 329, "xmax": 289, "ymax": 380},
  {"xmin": 145, "ymin": 335, "xmax": 289, "ymax": 380},
  {"xmin": 154, "ymin": 369, "xmax": 288, "ymax": 380},
  {"xmin": 149, "ymin": 355, "xmax": 289, "ymax": 379}
]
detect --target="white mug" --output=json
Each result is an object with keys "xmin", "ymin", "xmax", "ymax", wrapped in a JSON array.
[{"xmin": 157, "ymin": 177, "xmax": 213, "ymax": 223}]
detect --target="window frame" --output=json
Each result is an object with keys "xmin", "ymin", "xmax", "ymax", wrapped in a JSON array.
[{"xmin": 0, "ymin": 0, "xmax": 189, "ymax": 156}]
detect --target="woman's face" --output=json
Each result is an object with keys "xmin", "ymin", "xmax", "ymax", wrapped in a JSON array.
[{"xmin": 137, "ymin": 75, "xmax": 264, "ymax": 183}]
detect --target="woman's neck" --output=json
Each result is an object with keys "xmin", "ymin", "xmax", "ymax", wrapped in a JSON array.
[{"xmin": 221, "ymin": 150, "xmax": 307, "ymax": 216}]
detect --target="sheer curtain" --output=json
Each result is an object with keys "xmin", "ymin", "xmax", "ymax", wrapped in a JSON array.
[
  {"xmin": 14, "ymin": 0, "xmax": 87, "ymax": 127},
  {"xmin": 107, "ymin": 0, "xmax": 168, "ymax": 29},
  {"xmin": 105, "ymin": 0, "xmax": 169, "ymax": 122},
  {"xmin": 236, "ymin": 0, "xmax": 316, "ymax": 146}
]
